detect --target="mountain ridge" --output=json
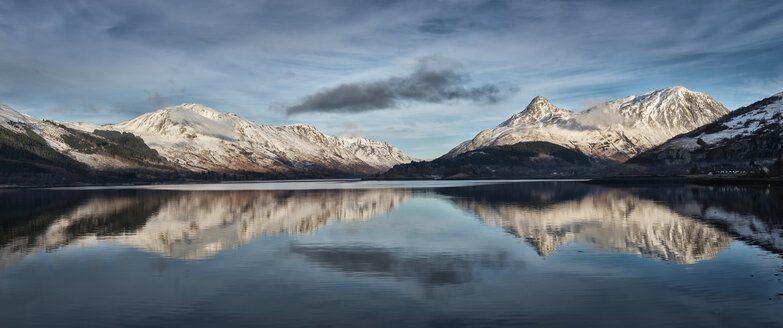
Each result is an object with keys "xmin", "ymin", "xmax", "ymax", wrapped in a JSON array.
[
  {"xmin": 1, "ymin": 102, "xmax": 415, "ymax": 184},
  {"xmin": 106, "ymin": 103, "xmax": 414, "ymax": 175},
  {"xmin": 446, "ymin": 86, "xmax": 729, "ymax": 161},
  {"xmin": 629, "ymin": 92, "xmax": 783, "ymax": 173}
]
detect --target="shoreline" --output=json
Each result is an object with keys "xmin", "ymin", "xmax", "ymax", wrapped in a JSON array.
[{"xmin": 2, "ymin": 175, "xmax": 782, "ymax": 190}]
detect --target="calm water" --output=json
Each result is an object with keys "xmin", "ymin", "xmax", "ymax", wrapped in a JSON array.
[{"xmin": 1, "ymin": 180, "xmax": 782, "ymax": 327}]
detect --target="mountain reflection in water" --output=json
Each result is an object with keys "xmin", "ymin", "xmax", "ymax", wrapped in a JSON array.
[
  {"xmin": 1, "ymin": 182, "xmax": 782, "ymax": 269},
  {"xmin": 0, "ymin": 189, "xmax": 409, "ymax": 267},
  {"xmin": 2, "ymin": 181, "xmax": 783, "ymax": 327}
]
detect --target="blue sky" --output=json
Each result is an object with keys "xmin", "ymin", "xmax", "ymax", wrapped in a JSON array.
[{"xmin": 1, "ymin": 0, "xmax": 782, "ymax": 158}]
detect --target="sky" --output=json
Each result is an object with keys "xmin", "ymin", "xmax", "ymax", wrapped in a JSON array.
[{"xmin": 1, "ymin": 0, "xmax": 782, "ymax": 159}]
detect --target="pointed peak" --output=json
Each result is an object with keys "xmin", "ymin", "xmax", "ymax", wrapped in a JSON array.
[
  {"xmin": 522, "ymin": 96, "xmax": 564, "ymax": 115},
  {"xmin": 499, "ymin": 96, "xmax": 571, "ymax": 127},
  {"xmin": 529, "ymin": 96, "xmax": 552, "ymax": 105}
]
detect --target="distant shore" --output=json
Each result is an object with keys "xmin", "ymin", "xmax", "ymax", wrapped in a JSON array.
[{"xmin": 2, "ymin": 175, "xmax": 781, "ymax": 190}]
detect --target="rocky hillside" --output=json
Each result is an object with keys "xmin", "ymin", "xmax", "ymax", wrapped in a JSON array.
[
  {"xmin": 629, "ymin": 92, "xmax": 783, "ymax": 174},
  {"xmin": 1, "ymin": 105, "xmax": 175, "ymax": 184}
]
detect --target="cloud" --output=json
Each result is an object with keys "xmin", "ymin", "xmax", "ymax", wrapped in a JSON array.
[
  {"xmin": 576, "ymin": 97, "xmax": 613, "ymax": 111},
  {"xmin": 48, "ymin": 105, "xmax": 72, "ymax": 114},
  {"xmin": 146, "ymin": 92, "xmax": 165, "ymax": 108},
  {"xmin": 47, "ymin": 100, "xmax": 100, "ymax": 114},
  {"xmin": 285, "ymin": 58, "xmax": 514, "ymax": 115}
]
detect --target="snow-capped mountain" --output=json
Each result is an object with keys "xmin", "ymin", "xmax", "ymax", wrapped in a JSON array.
[
  {"xmin": 2, "ymin": 103, "xmax": 414, "ymax": 180},
  {"xmin": 1, "ymin": 104, "xmax": 169, "ymax": 172},
  {"xmin": 446, "ymin": 86, "xmax": 728, "ymax": 161},
  {"xmin": 630, "ymin": 92, "xmax": 783, "ymax": 168},
  {"xmin": 103, "ymin": 103, "xmax": 414, "ymax": 175}
]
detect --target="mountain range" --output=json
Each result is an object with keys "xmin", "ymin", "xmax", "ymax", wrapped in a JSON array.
[
  {"xmin": 0, "ymin": 103, "xmax": 413, "ymax": 184},
  {"xmin": 446, "ymin": 86, "xmax": 728, "ymax": 161},
  {"xmin": 384, "ymin": 86, "xmax": 776, "ymax": 179},
  {"xmin": 3, "ymin": 85, "xmax": 782, "ymax": 185}
]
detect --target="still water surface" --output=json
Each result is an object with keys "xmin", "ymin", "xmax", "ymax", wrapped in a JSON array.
[{"xmin": 1, "ymin": 180, "xmax": 782, "ymax": 327}]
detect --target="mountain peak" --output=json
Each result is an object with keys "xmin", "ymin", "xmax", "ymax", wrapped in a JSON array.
[
  {"xmin": 449, "ymin": 87, "xmax": 728, "ymax": 161},
  {"xmin": 661, "ymin": 85, "xmax": 688, "ymax": 93},
  {"xmin": 498, "ymin": 96, "xmax": 571, "ymax": 127},
  {"xmin": 526, "ymin": 96, "xmax": 553, "ymax": 109},
  {"xmin": 522, "ymin": 96, "xmax": 567, "ymax": 115},
  {"xmin": 522, "ymin": 96, "xmax": 571, "ymax": 117},
  {"xmin": 774, "ymin": 91, "xmax": 783, "ymax": 97},
  {"xmin": 163, "ymin": 103, "xmax": 229, "ymax": 120}
]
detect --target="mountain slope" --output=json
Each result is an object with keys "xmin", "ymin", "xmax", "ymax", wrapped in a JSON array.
[
  {"xmin": 629, "ymin": 92, "xmax": 783, "ymax": 171},
  {"xmin": 380, "ymin": 141, "xmax": 596, "ymax": 179},
  {"xmin": 1, "ymin": 104, "xmax": 178, "ymax": 184},
  {"xmin": 0, "ymin": 123, "xmax": 87, "ymax": 176},
  {"xmin": 447, "ymin": 86, "xmax": 728, "ymax": 161},
  {"xmin": 107, "ymin": 103, "xmax": 413, "ymax": 175}
]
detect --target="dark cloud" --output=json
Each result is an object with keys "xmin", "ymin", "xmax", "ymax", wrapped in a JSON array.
[
  {"xmin": 286, "ymin": 59, "xmax": 513, "ymax": 115},
  {"xmin": 146, "ymin": 92, "xmax": 165, "ymax": 108},
  {"xmin": 80, "ymin": 99, "xmax": 99, "ymax": 113}
]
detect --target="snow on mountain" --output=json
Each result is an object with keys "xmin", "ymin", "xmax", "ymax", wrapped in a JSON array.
[
  {"xmin": 630, "ymin": 92, "xmax": 783, "ymax": 167},
  {"xmin": 446, "ymin": 86, "xmax": 728, "ymax": 161},
  {"xmin": 1, "ymin": 104, "xmax": 156, "ymax": 170},
  {"xmin": 108, "ymin": 103, "xmax": 413, "ymax": 174},
  {"xmin": 0, "ymin": 104, "xmax": 40, "ymax": 127}
]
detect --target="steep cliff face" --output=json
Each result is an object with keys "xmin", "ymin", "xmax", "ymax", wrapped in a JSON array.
[{"xmin": 447, "ymin": 86, "xmax": 728, "ymax": 162}]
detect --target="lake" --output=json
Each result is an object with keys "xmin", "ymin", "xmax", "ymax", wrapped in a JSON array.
[{"xmin": 1, "ymin": 180, "xmax": 782, "ymax": 327}]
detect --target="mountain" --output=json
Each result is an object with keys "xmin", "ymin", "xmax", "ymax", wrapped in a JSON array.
[
  {"xmin": 2, "ymin": 103, "xmax": 414, "ymax": 184},
  {"xmin": 102, "ymin": 103, "xmax": 413, "ymax": 176},
  {"xmin": 1, "ymin": 105, "xmax": 174, "ymax": 184},
  {"xmin": 446, "ymin": 86, "xmax": 728, "ymax": 162},
  {"xmin": 380, "ymin": 141, "xmax": 596, "ymax": 179},
  {"xmin": 629, "ymin": 92, "xmax": 783, "ymax": 173}
]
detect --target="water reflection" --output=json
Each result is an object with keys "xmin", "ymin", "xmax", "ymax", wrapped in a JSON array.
[
  {"xmin": 290, "ymin": 244, "xmax": 510, "ymax": 286},
  {"xmin": 1, "ymin": 189, "xmax": 409, "ymax": 267},
  {"xmin": 2, "ymin": 182, "xmax": 783, "ymax": 269},
  {"xmin": 634, "ymin": 186, "xmax": 783, "ymax": 255},
  {"xmin": 441, "ymin": 184, "xmax": 734, "ymax": 264},
  {"xmin": 2, "ymin": 182, "xmax": 783, "ymax": 327}
]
